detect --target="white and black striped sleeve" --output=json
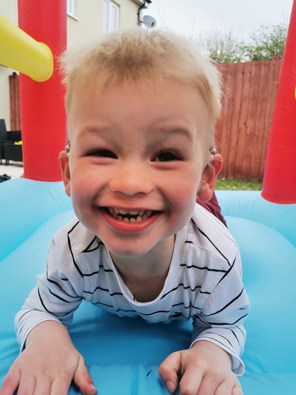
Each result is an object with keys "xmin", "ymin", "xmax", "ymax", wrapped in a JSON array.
[
  {"xmin": 190, "ymin": 252, "xmax": 249, "ymax": 375},
  {"xmin": 15, "ymin": 229, "xmax": 84, "ymax": 350}
]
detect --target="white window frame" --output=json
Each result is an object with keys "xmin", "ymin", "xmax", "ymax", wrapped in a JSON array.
[
  {"xmin": 103, "ymin": 0, "xmax": 119, "ymax": 33},
  {"xmin": 67, "ymin": 0, "xmax": 77, "ymax": 19}
]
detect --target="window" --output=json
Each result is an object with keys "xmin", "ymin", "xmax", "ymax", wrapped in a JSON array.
[
  {"xmin": 67, "ymin": 0, "xmax": 76, "ymax": 18},
  {"xmin": 103, "ymin": 0, "xmax": 119, "ymax": 33}
]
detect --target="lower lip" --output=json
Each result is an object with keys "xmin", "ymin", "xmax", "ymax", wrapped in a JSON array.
[{"xmin": 101, "ymin": 210, "xmax": 161, "ymax": 233}]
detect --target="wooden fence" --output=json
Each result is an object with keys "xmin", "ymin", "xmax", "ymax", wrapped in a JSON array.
[
  {"xmin": 8, "ymin": 57, "xmax": 281, "ymax": 181},
  {"xmin": 216, "ymin": 57, "xmax": 281, "ymax": 181}
]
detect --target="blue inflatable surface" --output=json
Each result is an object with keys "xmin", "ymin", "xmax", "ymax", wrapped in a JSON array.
[{"xmin": 1, "ymin": 179, "xmax": 296, "ymax": 394}]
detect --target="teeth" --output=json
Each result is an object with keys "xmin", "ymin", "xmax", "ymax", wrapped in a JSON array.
[
  {"xmin": 129, "ymin": 209, "xmax": 139, "ymax": 215},
  {"xmin": 107, "ymin": 208, "xmax": 154, "ymax": 222}
]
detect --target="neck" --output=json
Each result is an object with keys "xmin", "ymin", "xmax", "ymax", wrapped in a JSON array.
[{"xmin": 110, "ymin": 235, "xmax": 175, "ymax": 302}]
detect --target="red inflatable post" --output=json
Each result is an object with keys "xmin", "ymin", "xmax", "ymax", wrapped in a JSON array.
[
  {"xmin": 18, "ymin": 0, "xmax": 67, "ymax": 181},
  {"xmin": 262, "ymin": 0, "xmax": 296, "ymax": 203}
]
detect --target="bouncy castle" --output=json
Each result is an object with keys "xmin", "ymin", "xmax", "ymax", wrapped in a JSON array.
[{"xmin": 0, "ymin": 1, "xmax": 296, "ymax": 394}]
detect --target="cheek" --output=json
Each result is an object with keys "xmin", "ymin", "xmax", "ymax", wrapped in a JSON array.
[
  {"xmin": 68, "ymin": 167, "xmax": 95, "ymax": 203},
  {"xmin": 166, "ymin": 185, "xmax": 198, "ymax": 233},
  {"xmin": 69, "ymin": 159, "xmax": 100, "ymax": 187},
  {"xmin": 167, "ymin": 176, "xmax": 200, "ymax": 209},
  {"xmin": 175, "ymin": 169, "xmax": 201, "ymax": 197}
]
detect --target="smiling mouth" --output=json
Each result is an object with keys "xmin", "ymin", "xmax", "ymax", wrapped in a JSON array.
[{"xmin": 103, "ymin": 208, "xmax": 158, "ymax": 223}]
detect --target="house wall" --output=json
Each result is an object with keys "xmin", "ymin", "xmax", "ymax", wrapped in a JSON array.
[{"xmin": 67, "ymin": 0, "xmax": 139, "ymax": 48}]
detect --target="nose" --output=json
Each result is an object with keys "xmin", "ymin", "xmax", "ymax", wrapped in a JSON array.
[{"xmin": 109, "ymin": 161, "xmax": 154, "ymax": 196}]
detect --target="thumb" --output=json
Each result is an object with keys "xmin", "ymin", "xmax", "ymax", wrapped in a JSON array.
[
  {"xmin": 73, "ymin": 356, "xmax": 97, "ymax": 395},
  {"xmin": 158, "ymin": 351, "xmax": 182, "ymax": 393}
]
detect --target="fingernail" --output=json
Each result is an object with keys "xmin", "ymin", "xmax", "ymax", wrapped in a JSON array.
[
  {"xmin": 167, "ymin": 381, "xmax": 175, "ymax": 393},
  {"xmin": 89, "ymin": 383, "xmax": 97, "ymax": 394}
]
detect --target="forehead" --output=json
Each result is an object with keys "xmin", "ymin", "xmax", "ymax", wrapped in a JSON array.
[
  {"xmin": 69, "ymin": 78, "xmax": 210, "ymax": 121},
  {"xmin": 67, "ymin": 78, "xmax": 214, "ymax": 151}
]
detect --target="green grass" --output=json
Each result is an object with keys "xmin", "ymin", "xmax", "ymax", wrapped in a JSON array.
[{"xmin": 216, "ymin": 178, "xmax": 262, "ymax": 191}]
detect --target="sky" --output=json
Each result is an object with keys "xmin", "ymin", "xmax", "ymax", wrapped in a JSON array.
[{"xmin": 143, "ymin": 0, "xmax": 294, "ymax": 40}]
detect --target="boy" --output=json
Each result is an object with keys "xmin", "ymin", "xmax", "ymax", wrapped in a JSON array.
[{"xmin": 1, "ymin": 29, "xmax": 249, "ymax": 395}]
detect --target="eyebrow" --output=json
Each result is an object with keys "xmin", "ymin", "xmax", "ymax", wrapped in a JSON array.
[
  {"xmin": 149, "ymin": 127, "xmax": 195, "ymax": 147},
  {"xmin": 157, "ymin": 126, "xmax": 193, "ymax": 138},
  {"xmin": 76, "ymin": 125, "xmax": 195, "ymax": 144},
  {"xmin": 76, "ymin": 127, "xmax": 111, "ymax": 141}
]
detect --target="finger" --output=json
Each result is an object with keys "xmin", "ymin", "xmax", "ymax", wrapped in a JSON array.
[
  {"xmin": 33, "ymin": 375, "xmax": 51, "ymax": 395},
  {"xmin": 15, "ymin": 374, "xmax": 35, "ymax": 395},
  {"xmin": 195, "ymin": 373, "xmax": 224, "ymax": 395},
  {"xmin": 73, "ymin": 357, "xmax": 97, "ymax": 395},
  {"xmin": 233, "ymin": 382, "xmax": 244, "ymax": 395},
  {"xmin": 215, "ymin": 379, "xmax": 243, "ymax": 395},
  {"xmin": 178, "ymin": 366, "xmax": 203, "ymax": 395},
  {"xmin": 51, "ymin": 377, "xmax": 73, "ymax": 395},
  {"xmin": 158, "ymin": 352, "xmax": 181, "ymax": 393},
  {"xmin": 214, "ymin": 381, "xmax": 234, "ymax": 395},
  {"xmin": 0, "ymin": 369, "xmax": 20, "ymax": 395}
]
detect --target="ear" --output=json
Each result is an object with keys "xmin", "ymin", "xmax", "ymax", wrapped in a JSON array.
[
  {"xmin": 59, "ymin": 150, "xmax": 71, "ymax": 197},
  {"xmin": 198, "ymin": 153, "xmax": 223, "ymax": 201}
]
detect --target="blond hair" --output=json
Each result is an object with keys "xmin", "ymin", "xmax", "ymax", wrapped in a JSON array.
[{"xmin": 60, "ymin": 28, "xmax": 221, "ymax": 131}]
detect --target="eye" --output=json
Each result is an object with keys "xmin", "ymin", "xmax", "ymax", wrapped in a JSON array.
[
  {"xmin": 87, "ymin": 149, "xmax": 117, "ymax": 159},
  {"xmin": 154, "ymin": 151, "xmax": 181, "ymax": 162}
]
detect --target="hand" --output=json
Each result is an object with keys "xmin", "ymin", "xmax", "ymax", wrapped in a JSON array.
[
  {"xmin": 158, "ymin": 340, "xmax": 243, "ymax": 395},
  {"xmin": 0, "ymin": 321, "xmax": 97, "ymax": 395}
]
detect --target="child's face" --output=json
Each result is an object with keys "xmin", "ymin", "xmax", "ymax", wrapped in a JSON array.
[{"xmin": 61, "ymin": 80, "xmax": 211, "ymax": 259}]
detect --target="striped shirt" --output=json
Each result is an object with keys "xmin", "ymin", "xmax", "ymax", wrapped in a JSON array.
[{"xmin": 15, "ymin": 203, "xmax": 249, "ymax": 375}]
